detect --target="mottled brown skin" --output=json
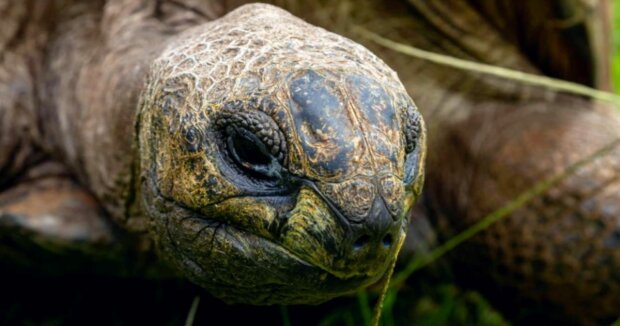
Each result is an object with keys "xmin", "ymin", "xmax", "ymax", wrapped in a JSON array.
[
  {"xmin": 0, "ymin": 1, "xmax": 425, "ymax": 305},
  {"xmin": 2, "ymin": 0, "xmax": 620, "ymax": 323}
]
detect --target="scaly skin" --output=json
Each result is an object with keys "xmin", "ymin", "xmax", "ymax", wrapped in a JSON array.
[{"xmin": 0, "ymin": 1, "xmax": 425, "ymax": 305}]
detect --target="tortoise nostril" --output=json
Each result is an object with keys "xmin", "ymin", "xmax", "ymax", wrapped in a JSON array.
[
  {"xmin": 382, "ymin": 234, "xmax": 393, "ymax": 248},
  {"xmin": 353, "ymin": 234, "xmax": 371, "ymax": 250}
]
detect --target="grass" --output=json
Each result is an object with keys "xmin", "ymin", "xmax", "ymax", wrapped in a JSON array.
[{"xmin": 184, "ymin": 296, "xmax": 200, "ymax": 326}]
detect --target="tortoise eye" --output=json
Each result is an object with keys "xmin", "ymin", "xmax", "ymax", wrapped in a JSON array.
[
  {"xmin": 401, "ymin": 103, "xmax": 422, "ymax": 185},
  {"xmin": 231, "ymin": 131, "xmax": 271, "ymax": 167},
  {"xmin": 402, "ymin": 104, "xmax": 422, "ymax": 154},
  {"xmin": 214, "ymin": 101, "xmax": 287, "ymax": 180},
  {"xmin": 226, "ymin": 126, "xmax": 281, "ymax": 179}
]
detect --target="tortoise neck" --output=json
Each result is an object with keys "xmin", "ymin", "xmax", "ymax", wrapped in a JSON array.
[
  {"xmin": 37, "ymin": 0, "xmax": 225, "ymax": 224},
  {"xmin": 0, "ymin": 0, "xmax": 99, "ymax": 186}
]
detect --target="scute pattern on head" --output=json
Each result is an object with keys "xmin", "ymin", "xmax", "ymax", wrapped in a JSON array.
[
  {"xmin": 153, "ymin": 4, "xmax": 401, "ymax": 106},
  {"xmin": 140, "ymin": 3, "xmax": 416, "ymax": 202},
  {"xmin": 140, "ymin": 2, "xmax": 422, "ymax": 214}
]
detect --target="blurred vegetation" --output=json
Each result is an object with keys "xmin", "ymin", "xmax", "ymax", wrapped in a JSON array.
[{"xmin": 317, "ymin": 285, "xmax": 508, "ymax": 326}]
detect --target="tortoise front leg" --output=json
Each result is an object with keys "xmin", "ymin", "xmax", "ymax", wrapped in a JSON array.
[{"xmin": 0, "ymin": 162, "xmax": 128, "ymax": 274}]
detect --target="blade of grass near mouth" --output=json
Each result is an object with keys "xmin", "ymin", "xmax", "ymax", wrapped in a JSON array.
[{"xmin": 371, "ymin": 234, "xmax": 406, "ymax": 326}]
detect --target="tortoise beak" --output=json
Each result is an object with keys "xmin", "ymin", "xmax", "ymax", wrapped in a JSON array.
[{"xmin": 277, "ymin": 185, "xmax": 406, "ymax": 280}]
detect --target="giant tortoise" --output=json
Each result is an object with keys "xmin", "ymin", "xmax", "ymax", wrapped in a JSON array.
[
  {"xmin": 0, "ymin": 0, "xmax": 425, "ymax": 306},
  {"xmin": 1, "ymin": 0, "xmax": 619, "ymax": 324}
]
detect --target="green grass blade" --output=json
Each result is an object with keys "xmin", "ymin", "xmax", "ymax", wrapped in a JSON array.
[
  {"xmin": 613, "ymin": 0, "xmax": 620, "ymax": 93},
  {"xmin": 371, "ymin": 235, "xmax": 406, "ymax": 326},
  {"xmin": 184, "ymin": 296, "xmax": 200, "ymax": 326},
  {"xmin": 354, "ymin": 26, "xmax": 620, "ymax": 109},
  {"xmin": 280, "ymin": 305, "xmax": 292, "ymax": 326},
  {"xmin": 380, "ymin": 289, "xmax": 398, "ymax": 326},
  {"xmin": 356, "ymin": 290, "xmax": 372, "ymax": 326}
]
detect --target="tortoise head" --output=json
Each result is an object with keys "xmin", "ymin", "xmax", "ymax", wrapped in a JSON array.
[{"xmin": 137, "ymin": 4, "xmax": 425, "ymax": 304}]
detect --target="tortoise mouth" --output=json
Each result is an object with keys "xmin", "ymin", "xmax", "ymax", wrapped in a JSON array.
[
  {"xmin": 147, "ymin": 186, "xmax": 385, "ymax": 304},
  {"xmin": 171, "ymin": 208, "xmax": 382, "ymax": 281},
  {"xmin": 168, "ymin": 197, "xmax": 386, "ymax": 280}
]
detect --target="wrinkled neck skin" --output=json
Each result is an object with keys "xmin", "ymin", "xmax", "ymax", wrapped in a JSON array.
[{"xmin": 36, "ymin": 0, "xmax": 220, "ymax": 229}]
